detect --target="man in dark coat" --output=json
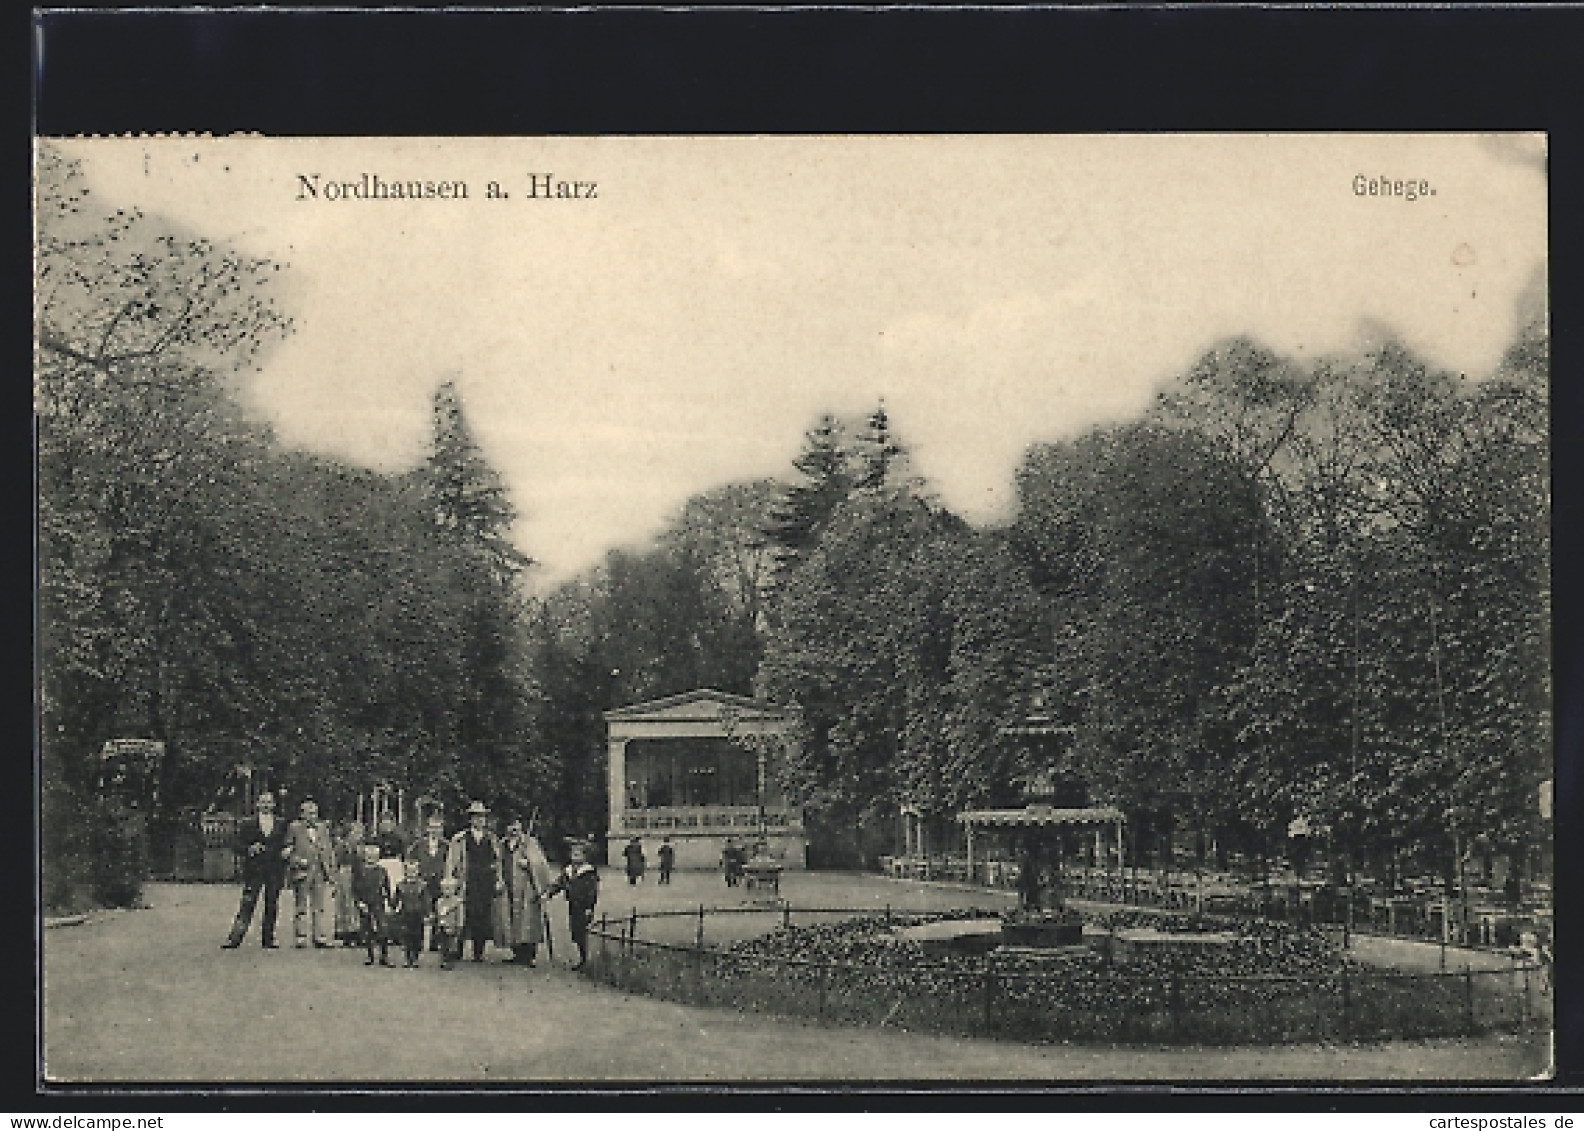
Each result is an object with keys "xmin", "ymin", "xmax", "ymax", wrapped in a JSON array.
[
  {"xmin": 222, "ymin": 791, "xmax": 289, "ymax": 949},
  {"xmin": 546, "ymin": 839, "xmax": 600, "ymax": 970},
  {"xmin": 623, "ymin": 836, "xmax": 646, "ymax": 885},
  {"xmin": 352, "ymin": 841, "xmax": 394, "ymax": 966},
  {"xmin": 407, "ymin": 813, "xmax": 450, "ymax": 951},
  {"xmin": 657, "ymin": 837, "xmax": 675, "ymax": 885}
]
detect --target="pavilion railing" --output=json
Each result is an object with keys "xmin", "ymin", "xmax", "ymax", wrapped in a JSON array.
[
  {"xmin": 583, "ymin": 904, "xmax": 1547, "ymax": 1047},
  {"xmin": 622, "ymin": 806, "xmax": 801, "ymax": 832}
]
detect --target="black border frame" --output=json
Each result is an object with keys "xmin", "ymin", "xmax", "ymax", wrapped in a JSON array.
[{"xmin": 24, "ymin": 3, "xmax": 1584, "ymax": 1111}]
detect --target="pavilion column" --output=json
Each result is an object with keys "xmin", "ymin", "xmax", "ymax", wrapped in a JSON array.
[
  {"xmin": 608, "ymin": 737, "xmax": 629, "ymax": 836},
  {"xmin": 966, "ymin": 823, "xmax": 975, "ymax": 881}
]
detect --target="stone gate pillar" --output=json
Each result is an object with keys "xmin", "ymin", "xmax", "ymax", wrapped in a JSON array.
[{"xmin": 607, "ymin": 737, "xmax": 628, "ymax": 836}]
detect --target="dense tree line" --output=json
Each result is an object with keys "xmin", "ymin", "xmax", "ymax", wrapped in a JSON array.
[
  {"xmin": 37, "ymin": 148, "xmax": 548, "ymax": 907},
  {"xmin": 754, "ymin": 315, "xmax": 1548, "ymax": 880},
  {"xmin": 40, "ymin": 140, "xmax": 1547, "ymax": 903}
]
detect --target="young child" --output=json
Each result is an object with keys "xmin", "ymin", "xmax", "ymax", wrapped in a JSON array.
[
  {"xmin": 433, "ymin": 876, "xmax": 464, "ymax": 970},
  {"xmin": 545, "ymin": 839, "xmax": 600, "ymax": 971},
  {"xmin": 352, "ymin": 840, "xmax": 393, "ymax": 967},
  {"xmin": 390, "ymin": 857, "xmax": 433, "ymax": 968}
]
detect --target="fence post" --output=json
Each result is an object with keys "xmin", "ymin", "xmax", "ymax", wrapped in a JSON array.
[
  {"xmin": 630, "ymin": 907, "xmax": 639, "ymax": 945},
  {"xmin": 885, "ymin": 904, "xmax": 892, "ymax": 927},
  {"xmin": 696, "ymin": 904, "xmax": 706, "ymax": 950},
  {"xmin": 1464, "ymin": 968, "xmax": 1476, "ymax": 1036},
  {"xmin": 783, "ymin": 903, "xmax": 791, "ymax": 930},
  {"xmin": 817, "ymin": 962, "xmax": 828, "ymax": 1024},
  {"xmin": 1170, "ymin": 976, "xmax": 1183, "ymax": 1041},
  {"xmin": 1522, "ymin": 963, "xmax": 1532, "ymax": 1028},
  {"xmin": 982, "ymin": 956, "xmax": 997, "ymax": 1035}
]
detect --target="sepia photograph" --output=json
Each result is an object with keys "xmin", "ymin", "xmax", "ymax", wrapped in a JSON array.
[{"xmin": 36, "ymin": 134, "xmax": 1551, "ymax": 1085}]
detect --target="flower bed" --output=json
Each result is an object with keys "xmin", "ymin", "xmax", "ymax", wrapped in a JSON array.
[{"xmin": 586, "ymin": 904, "xmax": 1538, "ymax": 1046}]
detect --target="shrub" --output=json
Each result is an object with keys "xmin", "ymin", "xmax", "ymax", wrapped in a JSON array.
[
  {"xmin": 88, "ymin": 797, "xmax": 148, "ymax": 907},
  {"xmin": 42, "ymin": 779, "xmax": 148, "ymax": 912},
  {"xmin": 42, "ymin": 777, "xmax": 93, "ymax": 914}
]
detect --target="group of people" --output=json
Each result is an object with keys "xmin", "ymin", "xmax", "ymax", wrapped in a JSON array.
[
  {"xmin": 620, "ymin": 835, "xmax": 675, "ymax": 886},
  {"xmin": 221, "ymin": 792, "xmax": 601, "ymax": 971}
]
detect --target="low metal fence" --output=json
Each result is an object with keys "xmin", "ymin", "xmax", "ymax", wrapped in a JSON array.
[{"xmin": 583, "ymin": 904, "xmax": 1547, "ymax": 1047}]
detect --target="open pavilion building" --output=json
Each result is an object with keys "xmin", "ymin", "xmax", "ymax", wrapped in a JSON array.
[{"xmin": 604, "ymin": 688, "xmax": 806, "ymax": 870}]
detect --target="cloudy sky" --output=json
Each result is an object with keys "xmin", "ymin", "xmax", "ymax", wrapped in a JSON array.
[{"xmin": 53, "ymin": 135, "xmax": 1546, "ymax": 586}]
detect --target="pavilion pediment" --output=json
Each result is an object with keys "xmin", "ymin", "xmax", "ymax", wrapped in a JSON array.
[{"xmin": 604, "ymin": 688, "xmax": 790, "ymax": 725}]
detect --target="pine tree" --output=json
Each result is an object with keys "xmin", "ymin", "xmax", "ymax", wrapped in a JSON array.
[
  {"xmin": 417, "ymin": 379, "xmax": 540, "ymax": 816},
  {"xmin": 765, "ymin": 413, "xmax": 855, "ymax": 576},
  {"xmin": 854, "ymin": 401, "xmax": 907, "ymax": 491},
  {"xmin": 422, "ymin": 380, "xmax": 530, "ymax": 582}
]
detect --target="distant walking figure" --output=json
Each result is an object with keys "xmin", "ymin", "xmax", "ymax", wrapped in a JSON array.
[
  {"xmin": 623, "ymin": 836, "xmax": 646, "ymax": 886},
  {"xmin": 657, "ymin": 837, "xmax": 675, "ymax": 885},
  {"xmin": 722, "ymin": 838, "xmax": 745, "ymax": 887}
]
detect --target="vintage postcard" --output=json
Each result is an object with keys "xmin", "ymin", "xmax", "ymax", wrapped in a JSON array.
[{"xmin": 37, "ymin": 135, "xmax": 1550, "ymax": 1084}]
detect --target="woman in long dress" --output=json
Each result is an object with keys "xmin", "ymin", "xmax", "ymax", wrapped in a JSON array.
[
  {"xmin": 333, "ymin": 820, "xmax": 365, "ymax": 945},
  {"xmin": 495, "ymin": 819, "xmax": 554, "ymax": 965}
]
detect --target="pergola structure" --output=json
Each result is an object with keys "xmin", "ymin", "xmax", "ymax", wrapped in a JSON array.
[{"xmin": 955, "ymin": 803, "xmax": 1127, "ymax": 882}]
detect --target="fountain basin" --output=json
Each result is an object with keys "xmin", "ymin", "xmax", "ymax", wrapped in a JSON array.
[{"xmin": 893, "ymin": 918, "xmax": 1005, "ymax": 957}]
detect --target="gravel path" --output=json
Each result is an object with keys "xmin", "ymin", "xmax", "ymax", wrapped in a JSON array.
[{"xmin": 42, "ymin": 878, "xmax": 1550, "ymax": 1084}]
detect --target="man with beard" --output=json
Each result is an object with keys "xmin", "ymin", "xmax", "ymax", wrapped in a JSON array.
[{"xmin": 446, "ymin": 800, "xmax": 503, "ymax": 962}]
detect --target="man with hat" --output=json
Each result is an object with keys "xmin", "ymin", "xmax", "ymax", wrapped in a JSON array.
[
  {"xmin": 496, "ymin": 817, "xmax": 554, "ymax": 966},
  {"xmin": 407, "ymin": 812, "xmax": 450, "ymax": 951},
  {"xmin": 222, "ymin": 791, "xmax": 289, "ymax": 949},
  {"xmin": 446, "ymin": 800, "xmax": 503, "ymax": 962},
  {"xmin": 284, "ymin": 796, "xmax": 338, "ymax": 947}
]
